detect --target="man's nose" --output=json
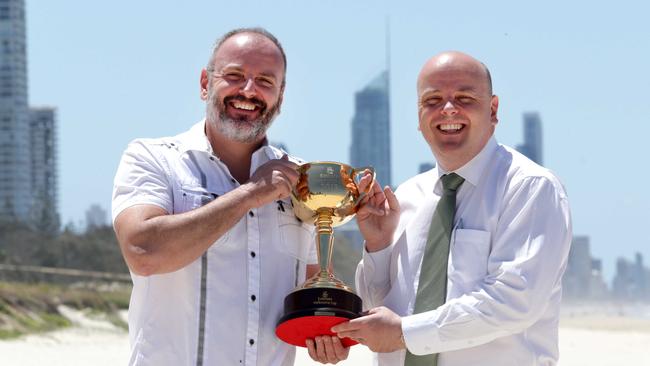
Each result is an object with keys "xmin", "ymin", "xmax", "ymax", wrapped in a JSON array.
[
  {"xmin": 441, "ymin": 100, "xmax": 458, "ymax": 116},
  {"xmin": 240, "ymin": 78, "xmax": 256, "ymax": 98}
]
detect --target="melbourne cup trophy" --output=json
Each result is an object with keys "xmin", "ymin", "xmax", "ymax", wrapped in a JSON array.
[{"xmin": 275, "ymin": 161, "xmax": 375, "ymax": 347}]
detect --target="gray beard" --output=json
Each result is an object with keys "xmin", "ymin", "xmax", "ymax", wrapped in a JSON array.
[
  {"xmin": 205, "ymin": 95, "xmax": 279, "ymax": 144},
  {"xmin": 215, "ymin": 111, "xmax": 275, "ymax": 143}
]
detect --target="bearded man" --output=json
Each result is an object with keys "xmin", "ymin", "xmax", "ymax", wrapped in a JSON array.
[{"xmin": 112, "ymin": 28, "xmax": 344, "ymax": 366}]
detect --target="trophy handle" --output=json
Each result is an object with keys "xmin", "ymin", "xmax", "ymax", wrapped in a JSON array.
[{"xmin": 351, "ymin": 166, "xmax": 376, "ymax": 204}]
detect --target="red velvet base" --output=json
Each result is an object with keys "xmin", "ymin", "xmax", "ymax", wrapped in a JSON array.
[{"xmin": 275, "ymin": 315, "xmax": 358, "ymax": 348}]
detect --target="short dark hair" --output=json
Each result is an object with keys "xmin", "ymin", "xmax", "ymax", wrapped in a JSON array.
[{"xmin": 207, "ymin": 27, "xmax": 287, "ymax": 88}]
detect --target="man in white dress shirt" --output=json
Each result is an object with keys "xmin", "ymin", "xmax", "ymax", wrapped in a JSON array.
[
  {"xmin": 332, "ymin": 51, "xmax": 572, "ymax": 365},
  {"xmin": 112, "ymin": 28, "xmax": 348, "ymax": 365}
]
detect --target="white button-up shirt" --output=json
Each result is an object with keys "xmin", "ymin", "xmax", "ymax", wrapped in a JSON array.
[
  {"xmin": 112, "ymin": 120, "xmax": 316, "ymax": 366},
  {"xmin": 356, "ymin": 137, "xmax": 572, "ymax": 366}
]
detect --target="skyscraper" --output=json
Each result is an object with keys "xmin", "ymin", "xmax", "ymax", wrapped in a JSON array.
[
  {"xmin": 85, "ymin": 203, "xmax": 108, "ymax": 231},
  {"xmin": 563, "ymin": 235, "xmax": 608, "ymax": 300},
  {"xmin": 516, "ymin": 112, "xmax": 543, "ymax": 166},
  {"xmin": 0, "ymin": 0, "xmax": 32, "ymax": 221},
  {"xmin": 29, "ymin": 106, "xmax": 59, "ymax": 232},
  {"xmin": 349, "ymin": 71, "xmax": 391, "ymax": 187}
]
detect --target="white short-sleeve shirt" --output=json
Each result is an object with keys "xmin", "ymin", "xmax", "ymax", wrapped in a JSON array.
[{"xmin": 112, "ymin": 120, "xmax": 317, "ymax": 366}]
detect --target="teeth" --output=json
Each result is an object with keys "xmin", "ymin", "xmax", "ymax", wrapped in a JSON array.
[
  {"xmin": 233, "ymin": 101, "xmax": 256, "ymax": 111},
  {"xmin": 440, "ymin": 123, "xmax": 462, "ymax": 131}
]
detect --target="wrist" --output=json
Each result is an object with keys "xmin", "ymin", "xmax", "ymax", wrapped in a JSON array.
[
  {"xmin": 365, "ymin": 240, "xmax": 391, "ymax": 253},
  {"xmin": 236, "ymin": 183, "xmax": 262, "ymax": 210},
  {"xmin": 399, "ymin": 330, "xmax": 406, "ymax": 349}
]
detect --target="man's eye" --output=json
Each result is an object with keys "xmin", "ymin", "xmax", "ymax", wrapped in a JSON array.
[
  {"xmin": 457, "ymin": 96, "xmax": 474, "ymax": 104},
  {"xmin": 256, "ymin": 77, "xmax": 275, "ymax": 87},
  {"xmin": 423, "ymin": 97, "xmax": 441, "ymax": 106},
  {"xmin": 223, "ymin": 73, "xmax": 243, "ymax": 81}
]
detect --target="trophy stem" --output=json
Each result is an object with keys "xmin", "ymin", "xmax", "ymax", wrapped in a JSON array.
[{"xmin": 315, "ymin": 209, "xmax": 334, "ymax": 274}]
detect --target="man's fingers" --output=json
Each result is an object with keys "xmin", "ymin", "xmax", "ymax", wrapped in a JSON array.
[
  {"xmin": 306, "ymin": 339, "xmax": 318, "ymax": 361},
  {"xmin": 357, "ymin": 203, "xmax": 385, "ymax": 217},
  {"xmin": 331, "ymin": 320, "xmax": 361, "ymax": 333},
  {"xmin": 322, "ymin": 336, "xmax": 339, "ymax": 364},
  {"xmin": 332, "ymin": 336, "xmax": 349, "ymax": 360},
  {"xmin": 315, "ymin": 336, "xmax": 328, "ymax": 363},
  {"xmin": 333, "ymin": 329, "xmax": 361, "ymax": 340},
  {"xmin": 357, "ymin": 173, "xmax": 372, "ymax": 192},
  {"xmin": 384, "ymin": 186, "xmax": 400, "ymax": 213}
]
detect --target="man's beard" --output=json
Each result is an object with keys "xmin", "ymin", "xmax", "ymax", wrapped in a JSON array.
[{"xmin": 206, "ymin": 91, "xmax": 280, "ymax": 144}]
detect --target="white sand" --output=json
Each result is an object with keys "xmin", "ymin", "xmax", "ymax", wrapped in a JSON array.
[{"xmin": 1, "ymin": 304, "xmax": 649, "ymax": 366}]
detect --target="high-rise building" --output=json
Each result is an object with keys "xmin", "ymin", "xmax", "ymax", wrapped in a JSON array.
[
  {"xmin": 562, "ymin": 235, "xmax": 608, "ymax": 300},
  {"xmin": 29, "ymin": 106, "xmax": 58, "ymax": 232},
  {"xmin": 349, "ymin": 71, "xmax": 391, "ymax": 187},
  {"xmin": 516, "ymin": 112, "xmax": 543, "ymax": 166},
  {"xmin": 85, "ymin": 203, "xmax": 108, "ymax": 230},
  {"xmin": 612, "ymin": 252, "xmax": 650, "ymax": 301},
  {"xmin": 0, "ymin": 0, "xmax": 32, "ymax": 221}
]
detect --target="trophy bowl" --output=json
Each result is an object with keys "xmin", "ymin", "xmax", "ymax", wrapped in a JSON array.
[{"xmin": 275, "ymin": 161, "xmax": 374, "ymax": 348}]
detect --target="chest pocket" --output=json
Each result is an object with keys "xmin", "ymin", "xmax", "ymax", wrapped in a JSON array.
[
  {"xmin": 178, "ymin": 185, "xmax": 230, "ymax": 243},
  {"xmin": 276, "ymin": 199, "xmax": 314, "ymax": 263},
  {"xmin": 448, "ymin": 229, "xmax": 491, "ymax": 286}
]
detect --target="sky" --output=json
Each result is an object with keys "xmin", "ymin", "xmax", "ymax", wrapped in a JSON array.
[{"xmin": 25, "ymin": 0, "xmax": 650, "ymax": 280}]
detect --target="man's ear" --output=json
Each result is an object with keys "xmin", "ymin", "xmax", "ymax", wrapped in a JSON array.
[
  {"xmin": 200, "ymin": 69, "xmax": 209, "ymax": 101},
  {"xmin": 276, "ymin": 84, "xmax": 285, "ymax": 114},
  {"xmin": 490, "ymin": 95, "xmax": 499, "ymax": 125}
]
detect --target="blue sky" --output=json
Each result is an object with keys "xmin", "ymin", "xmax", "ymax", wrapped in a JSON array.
[{"xmin": 26, "ymin": 0, "xmax": 650, "ymax": 280}]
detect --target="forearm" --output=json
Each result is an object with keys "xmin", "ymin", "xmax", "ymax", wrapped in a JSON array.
[{"xmin": 117, "ymin": 185, "xmax": 255, "ymax": 275}]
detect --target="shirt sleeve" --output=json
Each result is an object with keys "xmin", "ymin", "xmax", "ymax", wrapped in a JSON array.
[
  {"xmin": 355, "ymin": 244, "xmax": 393, "ymax": 310},
  {"xmin": 111, "ymin": 140, "xmax": 173, "ymax": 223},
  {"xmin": 402, "ymin": 176, "xmax": 572, "ymax": 355},
  {"xmin": 306, "ymin": 226, "xmax": 318, "ymax": 265}
]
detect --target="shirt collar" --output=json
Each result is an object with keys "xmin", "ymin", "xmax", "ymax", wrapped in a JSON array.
[{"xmin": 436, "ymin": 136, "xmax": 498, "ymax": 188}]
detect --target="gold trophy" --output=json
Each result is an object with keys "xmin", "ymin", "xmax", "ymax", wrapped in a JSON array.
[{"xmin": 275, "ymin": 161, "xmax": 374, "ymax": 347}]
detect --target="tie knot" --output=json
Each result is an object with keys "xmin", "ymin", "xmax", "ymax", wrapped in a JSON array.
[{"xmin": 441, "ymin": 173, "xmax": 465, "ymax": 192}]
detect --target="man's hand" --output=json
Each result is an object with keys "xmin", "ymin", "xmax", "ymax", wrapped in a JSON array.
[
  {"xmin": 243, "ymin": 155, "xmax": 299, "ymax": 208},
  {"xmin": 306, "ymin": 336, "xmax": 349, "ymax": 364},
  {"xmin": 355, "ymin": 174, "xmax": 400, "ymax": 252},
  {"xmin": 331, "ymin": 307, "xmax": 405, "ymax": 353}
]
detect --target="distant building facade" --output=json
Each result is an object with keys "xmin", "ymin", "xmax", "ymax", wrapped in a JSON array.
[
  {"xmin": 29, "ymin": 107, "xmax": 59, "ymax": 232},
  {"xmin": 85, "ymin": 203, "xmax": 108, "ymax": 230},
  {"xmin": 0, "ymin": 1, "xmax": 58, "ymax": 228},
  {"xmin": 350, "ymin": 71, "xmax": 391, "ymax": 187},
  {"xmin": 612, "ymin": 252, "xmax": 650, "ymax": 301},
  {"xmin": 0, "ymin": 0, "xmax": 31, "ymax": 221},
  {"xmin": 516, "ymin": 112, "xmax": 543, "ymax": 166},
  {"xmin": 563, "ymin": 235, "xmax": 608, "ymax": 300}
]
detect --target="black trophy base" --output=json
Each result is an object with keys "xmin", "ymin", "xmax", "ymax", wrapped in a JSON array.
[{"xmin": 275, "ymin": 287, "xmax": 362, "ymax": 347}]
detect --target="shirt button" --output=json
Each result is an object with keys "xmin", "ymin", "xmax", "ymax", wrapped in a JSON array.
[
  {"xmin": 209, "ymin": 156, "xmax": 215, "ymax": 161},
  {"xmin": 250, "ymin": 251, "xmax": 256, "ymax": 258},
  {"xmin": 230, "ymin": 178, "xmax": 236, "ymax": 183},
  {"xmin": 251, "ymin": 294, "xmax": 256, "ymax": 301},
  {"xmin": 249, "ymin": 211, "xmax": 254, "ymax": 217},
  {"xmin": 249, "ymin": 339, "xmax": 255, "ymax": 345}
]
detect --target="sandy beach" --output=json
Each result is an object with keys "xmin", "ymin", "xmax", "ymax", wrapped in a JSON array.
[{"xmin": 1, "ymin": 303, "xmax": 649, "ymax": 366}]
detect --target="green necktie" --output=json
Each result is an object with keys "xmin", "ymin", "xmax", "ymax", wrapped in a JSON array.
[{"xmin": 404, "ymin": 173, "xmax": 465, "ymax": 366}]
